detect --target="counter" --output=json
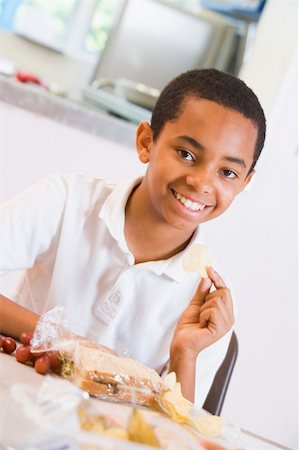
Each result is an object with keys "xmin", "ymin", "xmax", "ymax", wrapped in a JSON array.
[{"xmin": 0, "ymin": 75, "xmax": 137, "ymax": 149}]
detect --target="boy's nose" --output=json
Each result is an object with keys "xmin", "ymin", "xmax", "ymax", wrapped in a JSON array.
[{"xmin": 186, "ymin": 172, "xmax": 213, "ymax": 194}]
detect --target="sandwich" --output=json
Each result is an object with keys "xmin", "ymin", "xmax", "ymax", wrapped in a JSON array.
[{"xmin": 62, "ymin": 342, "xmax": 164, "ymax": 406}]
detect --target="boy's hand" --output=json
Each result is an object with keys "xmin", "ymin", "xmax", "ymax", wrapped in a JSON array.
[{"xmin": 171, "ymin": 267, "xmax": 234, "ymax": 359}]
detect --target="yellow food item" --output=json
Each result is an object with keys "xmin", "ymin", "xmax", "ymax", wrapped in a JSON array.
[
  {"xmin": 162, "ymin": 372, "xmax": 183, "ymax": 395},
  {"xmin": 189, "ymin": 414, "xmax": 224, "ymax": 437},
  {"xmin": 163, "ymin": 371, "xmax": 177, "ymax": 391},
  {"xmin": 160, "ymin": 372, "xmax": 223, "ymax": 439},
  {"xmin": 159, "ymin": 372, "xmax": 193, "ymax": 423},
  {"xmin": 183, "ymin": 243, "xmax": 212, "ymax": 278},
  {"xmin": 128, "ymin": 408, "xmax": 161, "ymax": 448},
  {"xmin": 78, "ymin": 405, "xmax": 126, "ymax": 437},
  {"xmin": 159, "ymin": 389, "xmax": 193, "ymax": 424},
  {"xmin": 104, "ymin": 427, "xmax": 129, "ymax": 440},
  {"xmin": 79, "ymin": 405, "xmax": 161, "ymax": 447}
]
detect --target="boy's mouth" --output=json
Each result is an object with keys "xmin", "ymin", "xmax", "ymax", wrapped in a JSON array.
[{"xmin": 173, "ymin": 190, "xmax": 207, "ymax": 212}]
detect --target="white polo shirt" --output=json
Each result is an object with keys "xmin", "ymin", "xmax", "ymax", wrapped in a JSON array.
[{"xmin": 0, "ymin": 173, "xmax": 232, "ymax": 407}]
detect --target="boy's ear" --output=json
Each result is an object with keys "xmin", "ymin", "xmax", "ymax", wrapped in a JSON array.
[
  {"xmin": 242, "ymin": 170, "xmax": 255, "ymax": 192},
  {"xmin": 136, "ymin": 122, "xmax": 153, "ymax": 164}
]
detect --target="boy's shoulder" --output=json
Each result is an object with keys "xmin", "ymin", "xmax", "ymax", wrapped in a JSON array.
[
  {"xmin": 50, "ymin": 172, "xmax": 112, "ymax": 189},
  {"xmin": 45, "ymin": 174, "xmax": 144, "ymax": 216},
  {"xmin": 38, "ymin": 173, "xmax": 115, "ymax": 200}
]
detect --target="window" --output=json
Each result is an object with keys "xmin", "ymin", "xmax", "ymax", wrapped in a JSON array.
[
  {"xmin": 0, "ymin": 0, "xmax": 264, "ymax": 71},
  {"xmin": 14, "ymin": 0, "xmax": 76, "ymax": 50},
  {"xmin": 85, "ymin": 1, "xmax": 120, "ymax": 54},
  {"xmin": 0, "ymin": 0, "xmax": 121, "ymax": 62}
]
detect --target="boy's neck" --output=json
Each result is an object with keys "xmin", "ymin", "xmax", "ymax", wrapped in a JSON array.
[{"xmin": 124, "ymin": 182, "xmax": 195, "ymax": 264}]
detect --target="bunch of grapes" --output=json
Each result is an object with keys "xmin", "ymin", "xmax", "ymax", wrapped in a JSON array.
[{"xmin": 0, "ymin": 332, "xmax": 61, "ymax": 375}]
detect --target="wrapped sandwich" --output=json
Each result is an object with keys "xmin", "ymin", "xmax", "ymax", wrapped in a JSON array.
[
  {"xmin": 61, "ymin": 342, "xmax": 164, "ymax": 406},
  {"xmin": 30, "ymin": 307, "xmax": 164, "ymax": 406}
]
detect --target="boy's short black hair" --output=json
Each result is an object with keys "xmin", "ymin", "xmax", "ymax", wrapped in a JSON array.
[{"xmin": 151, "ymin": 69, "xmax": 266, "ymax": 174}]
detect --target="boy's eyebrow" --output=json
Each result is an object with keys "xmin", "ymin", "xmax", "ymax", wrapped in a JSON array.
[
  {"xmin": 176, "ymin": 135, "xmax": 247, "ymax": 169},
  {"xmin": 224, "ymin": 156, "xmax": 247, "ymax": 168},
  {"xmin": 177, "ymin": 135, "xmax": 204, "ymax": 150}
]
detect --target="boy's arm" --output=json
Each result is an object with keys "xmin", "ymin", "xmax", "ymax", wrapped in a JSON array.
[
  {"xmin": 0, "ymin": 294, "xmax": 40, "ymax": 339},
  {"xmin": 169, "ymin": 268, "xmax": 234, "ymax": 402},
  {"xmin": 169, "ymin": 347, "xmax": 197, "ymax": 402},
  {"xmin": 0, "ymin": 295, "xmax": 117, "ymax": 355}
]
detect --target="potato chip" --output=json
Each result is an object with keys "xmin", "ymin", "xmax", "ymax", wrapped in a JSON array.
[
  {"xmin": 163, "ymin": 371, "xmax": 177, "ymax": 391},
  {"xmin": 104, "ymin": 427, "xmax": 129, "ymax": 440},
  {"xmin": 189, "ymin": 414, "xmax": 224, "ymax": 437},
  {"xmin": 183, "ymin": 243, "xmax": 212, "ymax": 278},
  {"xmin": 128, "ymin": 408, "xmax": 161, "ymax": 448},
  {"xmin": 78, "ymin": 404, "xmax": 126, "ymax": 437},
  {"xmin": 163, "ymin": 371, "xmax": 182, "ymax": 395},
  {"xmin": 159, "ymin": 390, "xmax": 193, "ymax": 424},
  {"xmin": 173, "ymin": 381, "xmax": 183, "ymax": 395}
]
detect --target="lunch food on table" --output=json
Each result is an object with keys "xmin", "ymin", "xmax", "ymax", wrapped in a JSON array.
[
  {"xmin": 183, "ymin": 243, "xmax": 212, "ymax": 278},
  {"xmin": 0, "ymin": 336, "xmax": 17, "ymax": 354},
  {"xmin": 79, "ymin": 405, "xmax": 161, "ymax": 447},
  {"xmin": 64, "ymin": 342, "xmax": 164, "ymax": 407},
  {"xmin": 128, "ymin": 408, "xmax": 160, "ymax": 447},
  {"xmin": 189, "ymin": 414, "xmax": 224, "ymax": 438},
  {"xmin": 156, "ymin": 372, "xmax": 224, "ymax": 437},
  {"xmin": 3, "ymin": 330, "xmax": 225, "ymax": 439},
  {"xmin": 2, "ymin": 329, "xmax": 224, "ymax": 438},
  {"xmin": 1, "ymin": 332, "xmax": 62, "ymax": 375},
  {"xmin": 54, "ymin": 342, "xmax": 224, "ymax": 438},
  {"xmin": 1, "ymin": 307, "xmax": 226, "ymax": 450},
  {"xmin": 77, "ymin": 398, "xmax": 207, "ymax": 449}
]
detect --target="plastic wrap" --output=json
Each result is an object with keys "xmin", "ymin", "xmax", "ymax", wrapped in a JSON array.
[
  {"xmin": 30, "ymin": 306, "xmax": 73, "ymax": 352},
  {"xmin": 70, "ymin": 342, "xmax": 165, "ymax": 406},
  {"xmin": 27, "ymin": 307, "xmax": 239, "ymax": 445},
  {"xmin": 12, "ymin": 377, "xmax": 206, "ymax": 450},
  {"xmin": 29, "ymin": 307, "xmax": 164, "ymax": 406}
]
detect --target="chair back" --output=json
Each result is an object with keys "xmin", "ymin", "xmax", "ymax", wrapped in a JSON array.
[{"xmin": 203, "ymin": 331, "xmax": 238, "ymax": 416}]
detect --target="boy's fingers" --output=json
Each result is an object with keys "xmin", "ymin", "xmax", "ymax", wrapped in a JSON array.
[
  {"xmin": 206, "ymin": 267, "xmax": 226, "ymax": 289},
  {"xmin": 191, "ymin": 276, "xmax": 212, "ymax": 307}
]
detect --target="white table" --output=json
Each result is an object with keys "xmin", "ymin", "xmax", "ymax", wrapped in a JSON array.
[{"xmin": 0, "ymin": 352, "xmax": 290, "ymax": 450}]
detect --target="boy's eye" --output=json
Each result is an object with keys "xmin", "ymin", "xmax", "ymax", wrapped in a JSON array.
[
  {"xmin": 222, "ymin": 169, "xmax": 238, "ymax": 179},
  {"xmin": 177, "ymin": 149, "xmax": 194, "ymax": 161}
]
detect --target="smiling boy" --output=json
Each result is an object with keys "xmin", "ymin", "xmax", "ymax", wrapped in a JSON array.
[{"xmin": 0, "ymin": 69, "xmax": 266, "ymax": 407}]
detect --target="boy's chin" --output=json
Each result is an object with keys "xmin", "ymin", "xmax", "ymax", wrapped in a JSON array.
[{"xmin": 165, "ymin": 216, "xmax": 204, "ymax": 233}]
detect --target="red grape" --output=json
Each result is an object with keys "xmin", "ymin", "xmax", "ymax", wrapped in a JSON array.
[
  {"xmin": 34, "ymin": 355, "xmax": 51, "ymax": 375},
  {"xmin": 19, "ymin": 332, "xmax": 33, "ymax": 346},
  {"xmin": 16, "ymin": 345, "xmax": 32, "ymax": 363},
  {"xmin": 2, "ymin": 337, "xmax": 17, "ymax": 354},
  {"xmin": 1, "ymin": 333, "xmax": 64, "ymax": 378},
  {"xmin": 47, "ymin": 351, "xmax": 62, "ymax": 372},
  {"xmin": 30, "ymin": 350, "xmax": 46, "ymax": 359},
  {"xmin": 28, "ymin": 351, "xmax": 35, "ymax": 363}
]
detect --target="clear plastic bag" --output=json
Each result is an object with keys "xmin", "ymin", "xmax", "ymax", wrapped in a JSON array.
[
  {"xmin": 29, "ymin": 307, "xmax": 164, "ymax": 407},
  {"xmin": 30, "ymin": 306, "xmax": 74, "ymax": 353}
]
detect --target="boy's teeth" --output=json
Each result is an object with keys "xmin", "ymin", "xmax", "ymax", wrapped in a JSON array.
[{"xmin": 174, "ymin": 191, "xmax": 205, "ymax": 211}]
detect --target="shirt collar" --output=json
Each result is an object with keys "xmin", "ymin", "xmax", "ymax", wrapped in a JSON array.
[
  {"xmin": 99, "ymin": 177, "xmax": 143, "ymax": 257},
  {"xmin": 99, "ymin": 177, "xmax": 207, "ymax": 282},
  {"xmin": 160, "ymin": 226, "xmax": 207, "ymax": 283}
]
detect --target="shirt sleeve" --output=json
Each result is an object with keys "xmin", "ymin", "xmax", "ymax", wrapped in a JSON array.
[{"xmin": 0, "ymin": 174, "xmax": 66, "ymax": 276}]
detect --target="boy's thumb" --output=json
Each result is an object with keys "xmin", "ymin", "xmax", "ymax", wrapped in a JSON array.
[{"xmin": 190, "ymin": 276, "xmax": 212, "ymax": 307}]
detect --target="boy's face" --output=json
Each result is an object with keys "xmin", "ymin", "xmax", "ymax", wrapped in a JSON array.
[{"xmin": 136, "ymin": 98, "xmax": 257, "ymax": 234}]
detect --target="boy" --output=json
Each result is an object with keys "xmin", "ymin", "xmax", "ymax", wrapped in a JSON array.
[{"xmin": 0, "ymin": 69, "xmax": 266, "ymax": 407}]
